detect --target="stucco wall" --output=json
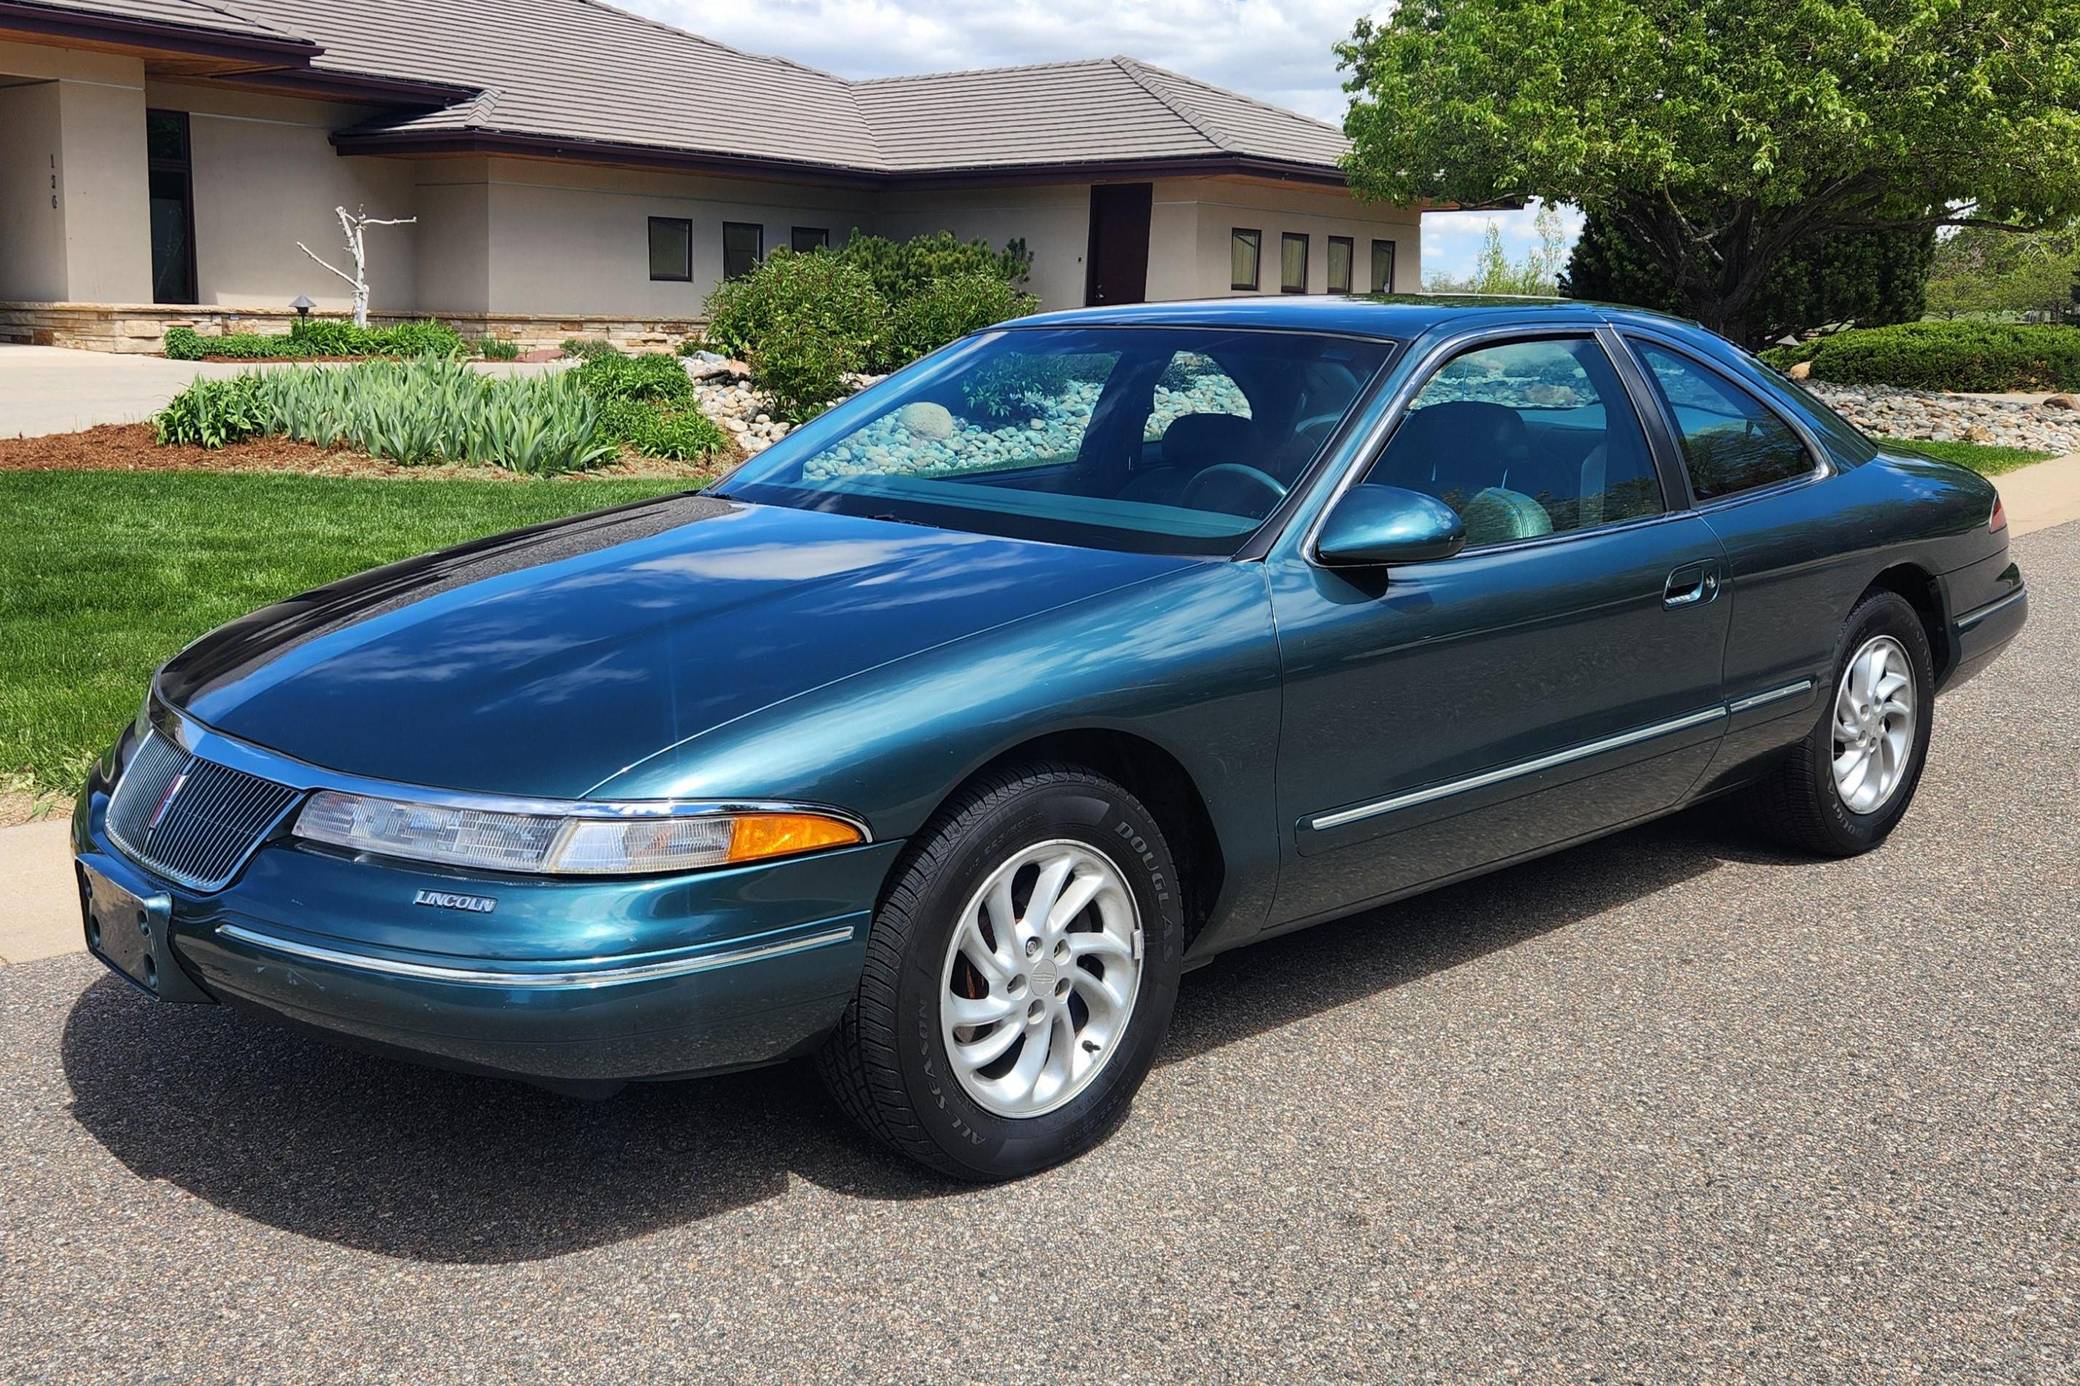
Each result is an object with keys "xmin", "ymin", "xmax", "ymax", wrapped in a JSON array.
[
  {"xmin": 1158, "ymin": 176, "xmax": 1422, "ymax": 299},
  {"xmin": 874, "ymin": 183, "xmax": 1092, "ymax": 311},
  {"xmin": 147, "ymin": 82, "xmax": 421, "ymax": 312},
  {"xmin": 0, "ymin": 81, "xmax": 65, "ymax": 302},
  {"xmin": 55, "ymin": 77, "xmax": 152, "ymax": 302},
  {"xmin": 478, "ymin": 158, "xmax": 877, "ymax": 317}
]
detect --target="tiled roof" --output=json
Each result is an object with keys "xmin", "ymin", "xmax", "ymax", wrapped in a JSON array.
[
  {"xmin": 7, "ymin": 0, "xmax": 1352, "ymax": 179},
  {"xmin": 8, "ymin": 0, "xmax": 301, "ymax": 42}
]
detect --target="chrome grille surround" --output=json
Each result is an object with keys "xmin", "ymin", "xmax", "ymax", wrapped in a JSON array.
[{"xmin": 106, "ymin": 730, "xmax": 301, "ymax": 891}]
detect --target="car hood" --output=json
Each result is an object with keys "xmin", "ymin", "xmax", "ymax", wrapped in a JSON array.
[{"xmin": 159, "ymin": 495, "xmax": 1195, "ymax": 797}]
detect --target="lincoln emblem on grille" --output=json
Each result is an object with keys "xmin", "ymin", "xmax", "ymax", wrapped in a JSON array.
[{"xmin": 146, "ymin": 771, "xmax": 188, "ymax": 831}]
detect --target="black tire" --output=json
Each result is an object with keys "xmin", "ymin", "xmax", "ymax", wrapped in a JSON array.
[
  {"xmin": 816, "ymin": 762, "xmax": 1184, "ymax": 1180},
  {"xmin": 1750, "ymin": 590, "xmax": 1936, "ymax": 856}
]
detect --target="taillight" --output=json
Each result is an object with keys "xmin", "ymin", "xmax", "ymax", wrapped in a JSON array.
[{"xmin": 1989, "ymin": 496, "xmax": 2007, "ymax": 533}]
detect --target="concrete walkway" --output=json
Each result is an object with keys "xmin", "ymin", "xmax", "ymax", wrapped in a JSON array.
[
  {"xmin": 0, "ymin": 343, "xmax": 564, "ymax": 438},
  {"xmin": 2000, "ymin": 452, "xmax": 2080, "ymax": 536}
]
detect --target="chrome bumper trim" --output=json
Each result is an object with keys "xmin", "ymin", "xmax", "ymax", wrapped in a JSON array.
[
  {"xmin": 1955, "ymin": 584, "xmax": 2027, "ymax": 632},
  {"xmin": 214, "ymin": 921, "xmax": 857, "ymax": 989}
]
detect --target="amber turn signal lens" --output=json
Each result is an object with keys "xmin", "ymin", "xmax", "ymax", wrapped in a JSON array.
[{"xmin": 725, "ymin": 813, "xmax": 864, "ymax": 864}]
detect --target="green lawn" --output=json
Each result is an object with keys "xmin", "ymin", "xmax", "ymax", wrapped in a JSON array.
[
  {"xmin": 0, "ymin": 471, "xmax": 689, "ymax": 797},
  {"xmin": 1874, "ymin": 436, "xmax": 2057, "ymax": 475}
]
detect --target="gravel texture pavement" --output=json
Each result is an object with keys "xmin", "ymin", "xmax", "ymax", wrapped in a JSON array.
[{"xmin": 2, "ymin": 525, "xmax": 2074, "ymax": 1384}]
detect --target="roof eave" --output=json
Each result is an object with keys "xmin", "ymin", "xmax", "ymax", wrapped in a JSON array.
[{"xmin": 0, "ymin": 0, "xmax": 319, "ymax": 65}]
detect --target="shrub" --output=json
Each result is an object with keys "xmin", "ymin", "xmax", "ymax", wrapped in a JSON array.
[
  {"xmin": 163, "ymin": 326, "xmax": 207, "ymax": 361},
  {"xmin": 475, "ymin": 336, "xmax": 521, "ymax": 361},
  {"xmin": 703, "ymin": 251, "xmax": 889, "ymax": 417},
  {"xmin": 153, "ymin": 375, "xmax": 270, "ymax": 447},
  {"xmin": 573, "ymin": 350, "xmax": 694, "ymax": 405},
  {"xmin": 836, "ymin": 231, "xmax": 1032, "ymax": 302},
  {"xmin": 1762, "ymin": 321, "xmax": 2080, "ymax": 391},
  {"xmin": 561, "ymin": 337, "xmax": 619, "ymax": 360},
  {"xmin": 887, "ymin": 271, "xmax": 1038, "ymax": 364},
  {"xmin": 630, "ymin": 408, "xmax": 729, "ymax": 461}
]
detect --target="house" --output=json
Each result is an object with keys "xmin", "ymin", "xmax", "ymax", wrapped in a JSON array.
[{"xmin": 0, "ymin": 0, "xmax": 1425, "ymax": 350}]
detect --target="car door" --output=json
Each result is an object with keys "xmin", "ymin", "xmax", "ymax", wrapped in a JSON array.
[{"xmin": 1265, "ymin": 327, "xmax": 1732, "ymax": 929}]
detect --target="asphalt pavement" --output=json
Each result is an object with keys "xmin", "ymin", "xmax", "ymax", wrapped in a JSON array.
[{"xmin": 2, "ymin": 523, "xmax": 2074, "ymax": 1383}]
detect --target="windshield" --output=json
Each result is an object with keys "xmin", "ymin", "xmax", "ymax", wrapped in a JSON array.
[{"xmin": 715, "ymin": 326, "xmax": 1395, "ymax": 556}]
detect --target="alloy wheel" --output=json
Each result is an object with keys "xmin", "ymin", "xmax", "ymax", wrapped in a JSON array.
[
  {"xmin": 938, "ymin": 839, "xmax": 1144, "ymax": 1119},
  {"xmin": 1831, "ymin": 634, "xmax": 1916, "ymax": 814}
]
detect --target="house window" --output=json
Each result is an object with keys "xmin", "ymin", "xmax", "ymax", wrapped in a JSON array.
[
  {"xmin": 722, "ymin": 222, "xmax": 764, "ymax": 279},
  {"xmin": 647, "ymin": 217, "xmax": 691, "ymax": 282},
  {"xmin": 1280, "ymin": 233, "xmax": 1309, "ymax": 294},
  {"xmin": 1327, "ymin": 236, "xmax": 1354, "ymax": 293},
  {"xmin": 791, "ymin": 226, "xmax": 830, "ymax": 253},
  {"xmin": 1371, "ymin": 239, "xmax": 1397, "ymax": 294},
  {"xmin": 1230, "ymin": 228, "xmax": 1261, "ymax": 290},
  {"xmin": 146, "ymin": 109, "xmax": 196, "ymax": 305}
]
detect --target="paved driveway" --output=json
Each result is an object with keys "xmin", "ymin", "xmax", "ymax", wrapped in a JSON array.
[
  {"xmin": 2, "ymin": 523, "xmax": 2073, "ymax": 1382},
  {"xmin": 0, "ymin": 344, "xmax": 562, "ymax": 438}
]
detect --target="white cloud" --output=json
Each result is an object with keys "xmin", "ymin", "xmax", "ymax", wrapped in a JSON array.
[{"xmin": 616, "ymin": 0, "xmax": 1580, "ymax": 281}]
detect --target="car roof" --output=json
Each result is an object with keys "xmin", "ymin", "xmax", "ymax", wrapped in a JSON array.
[{"xmin": 1008, "ymin": 294, "xmax": 1709, "ymax": 343}]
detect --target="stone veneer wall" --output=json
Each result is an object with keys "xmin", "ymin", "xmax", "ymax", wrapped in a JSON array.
[{"xmin": 0, "ymin": 302, "xmax": 703, "ymax": 354}]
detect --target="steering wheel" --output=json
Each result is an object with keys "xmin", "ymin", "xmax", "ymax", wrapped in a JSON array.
[{"xmin": 1180, "ymin": 463, "xmax": 1288, "ymax": 515}]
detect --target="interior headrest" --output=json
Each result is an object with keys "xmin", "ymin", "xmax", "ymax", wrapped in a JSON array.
[{"xmin": 1160, "ymin": 412, "xmax": 1257, "ymax": 462}]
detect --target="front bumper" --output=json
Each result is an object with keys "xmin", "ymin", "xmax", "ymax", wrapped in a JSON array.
[{"xmin": 73, "ymin": 764, "xmax": 901, "ymax": 1089}]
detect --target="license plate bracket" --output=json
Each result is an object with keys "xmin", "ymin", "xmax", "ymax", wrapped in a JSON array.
[{"xmin": 76, "ymin": 856, "xmax": 208, "ymax": 1002}]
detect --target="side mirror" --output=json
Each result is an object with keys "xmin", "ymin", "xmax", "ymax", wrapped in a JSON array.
[{"xmin": 1314, "ymin": 485, "xmax": 1466, "ymax": 568}]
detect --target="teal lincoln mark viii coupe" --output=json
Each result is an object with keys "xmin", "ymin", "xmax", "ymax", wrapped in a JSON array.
[{"xmin": 75, "ymin": 297, "xmax": 2027, "ymax": 1179}]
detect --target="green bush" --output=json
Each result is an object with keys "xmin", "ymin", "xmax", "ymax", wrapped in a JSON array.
[
  {"xmin": 750, "ymin": 330, "xmax": 861, "ymax": 422},
  {"xmin": 561, "ymin": 337, "xmax": 619, "ymax": 360},
  {"xmin": 159, "ymin": 318, "xmax": 463, "ymax": 361},
  {"xmin": 153, "ymin": 375, "xmax": 270, "ymax": 447},
  {"xmin": 474, "ymin": 336, "xmax": 521, "ymax": 361},
  {"xmin": 163, "ymin": 327, "xmax": 207, "ymax": 361},
  {"xmin": 573, "ymin": 350, "xmax": 694, "ymax": 404},
  {"xmin": 887, "ymin": 271, "xmax": 1038, "ymax": 365},
  {"xmin": 1762, "ymin": 321, "xmax": 2080, "ymax": 391},
  {"xmin": 836, "ymin": 231, "xmax": 1032, "ymax": 302},
  {"xmin": 154, "ymin": 359, "xmax": 619, "ymax": 473},
  {"xmin": 593, "ymin": 394, "xmax": 728, "ymax": 461},
  {"xmin": 703, "ymin": 251, "xmax": 889, "ymax": 417}
]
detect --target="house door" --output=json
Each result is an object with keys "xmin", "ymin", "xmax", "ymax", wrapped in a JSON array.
[{"xmin": 1084, "ymin": 183, "xmax": 1151, "ymax": 306}]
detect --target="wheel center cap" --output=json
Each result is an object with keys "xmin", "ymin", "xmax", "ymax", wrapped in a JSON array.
[{"xmin": 1030, "ymin": 960, "xmax": 1057, "ymax": 992}]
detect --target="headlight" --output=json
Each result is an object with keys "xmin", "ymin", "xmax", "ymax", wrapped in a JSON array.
[{"xmin": 293, "ymin": 791, "xmax": 864, "ymax": 875}]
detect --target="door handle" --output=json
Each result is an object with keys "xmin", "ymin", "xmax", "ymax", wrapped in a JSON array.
[{"xmin": 1664, "ymin": 563, "xmax": 1720, "ymax": 609}]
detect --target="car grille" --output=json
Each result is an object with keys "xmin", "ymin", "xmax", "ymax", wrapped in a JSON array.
[{"xmin": 106, "ymin": 731, "xmax": 301, "ymax": 891}]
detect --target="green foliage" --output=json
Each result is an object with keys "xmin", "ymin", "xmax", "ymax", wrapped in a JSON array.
[
  {"xmin": 152, "ymin": 375, "xmax": 270, "ymax": 448},
  {"xmin": 1562, "ymin": 208, "xmax": 1933, "ymax": 341},
  {"xmin": 1339, "ymin": 0, "xmax": 2080, "ymax": 343},
  {"xmin": 703, "ymin": 250, "xmax": 890, "ymax": 417},
  {"xmin": 1925, "ymin": 223, "xmax": 2080, "ymax": 321},
  {"xmin": 887, "ymin": 271, "xmax": 1039, "ymax": 364},
  {"xmin": 159, "ymin": 318, "xmax": 463, "ymax": 360},
  {"xmin": 591, "ymin": 394, "xmax": 728, "ymax": 460},
  {"xmin": 749, "ymin": 329, "xmax": 862, "ymax": 422},
  {"xmin": 1757, "ymin": 321, "xmax": 2080, "ymax": 391},
  {"xmin": 474, "ymin": 336, "xmax": 521, "ymax": 361},
  {"xmin": 834, "ymin": 230, "xmax": 1032, "ymax": 302},
  {"xmin": 572, "ymin": 350, "xmax": 694, "ymax": 405},
  {"xmin": 1873, "ymin": 435, "xmax": 2056, "ymax": 475},
  {"xmin": 153, "ymin": 359, "xmax": 620, "ymax": 473},
  {"xmin": 561, "ymin": 337, "xmax": 619, "ymax": 360}
]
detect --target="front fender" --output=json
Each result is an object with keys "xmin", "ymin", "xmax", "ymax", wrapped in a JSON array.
[{"xmin": 592, "ymin": 562, "xmax": 1287, "ymax": 946}]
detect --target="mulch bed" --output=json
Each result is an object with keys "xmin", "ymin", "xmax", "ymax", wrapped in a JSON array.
[{"xmin": 0, "ymin": 424, "xmax": 725, "ymax": 481}]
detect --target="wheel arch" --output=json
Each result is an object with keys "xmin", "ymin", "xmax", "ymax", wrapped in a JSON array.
[
  {"xmin": 1861, "ymin": 562, "xmax": 1949, "ymax": 683},
  {"xmin": 908, "ymin": 728, "xmax": 1230, "ymax": 952}
]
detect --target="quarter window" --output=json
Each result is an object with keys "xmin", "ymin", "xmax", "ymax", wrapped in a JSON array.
[
  {"xmin": 1280, "ymin": 233, "xmax": 1309, "ymax": 293},
  {"xmin": 1633, "ymin": 342, "xmax": 1815, "ymax": 500},
  {"xmin": 722, "ymin": 221, "xmax": 764, "ymax": 280},
  {"xmin": 647, "ymin": 217, "xmax": 692, "ymax": 282},
  {"xmin": 1230, "ymin": 228, "xmax": 1261, "ymax": 290},
  {"xmin": 1362, "ymin": 337, "xmax": 1664, "ymax": 546},
  {"xmin": 1327, "ymin": 236, "xmax": 1354, "ymax": 293}
]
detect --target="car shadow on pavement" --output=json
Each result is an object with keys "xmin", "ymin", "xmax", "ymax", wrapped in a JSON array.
[{"xmin": 59, "ymin": 802, "xmax": 1803, "ymax": 1264}]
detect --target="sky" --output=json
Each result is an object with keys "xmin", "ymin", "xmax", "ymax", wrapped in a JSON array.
[{"xmin": 624, "ymin": 0, "xmax": 1571, "ymax": 281}]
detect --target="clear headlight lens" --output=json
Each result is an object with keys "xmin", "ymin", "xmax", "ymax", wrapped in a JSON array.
[{"xmin": 294, "ymin": 791, "xmax": 863, "ymax": 875}]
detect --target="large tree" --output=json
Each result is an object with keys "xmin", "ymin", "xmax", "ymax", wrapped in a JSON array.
[
  {"xmin": 1561, "ymin": 211, "xmax": 1934, "ymax": 342},
  {"xmin": 1338, "ymin": 0, "xmax": 2080, "ymax": 347}
]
